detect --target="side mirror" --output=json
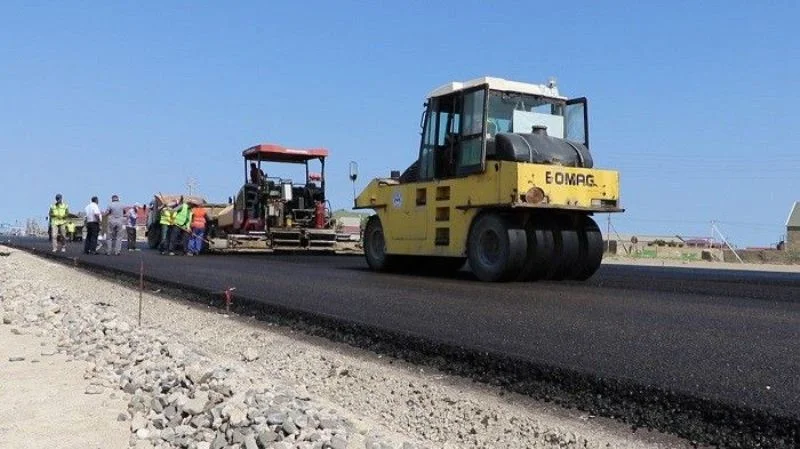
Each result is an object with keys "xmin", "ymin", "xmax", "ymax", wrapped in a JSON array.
[{"xmin": 348, "ymin": 161, "xmax": 359, "ymax": 208}]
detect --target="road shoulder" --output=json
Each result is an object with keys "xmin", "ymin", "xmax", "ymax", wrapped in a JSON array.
[{"xmin": 0, "ymin": 325, "xmax": 128, "ymax": 449}]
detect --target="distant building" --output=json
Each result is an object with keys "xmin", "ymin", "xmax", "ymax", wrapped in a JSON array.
[
  {"xmin": 613, "ymin": 234, "xmax": 682, "ymax": 247},
  {"xmin": 604, "ymin": 233, "xmax": 724, "ymax": 261},
  {"xmin": 609, "ymin": 234, "xmax": 722, "ymax": 250},
  {"xmin": 786, "ymin": 202, "xmax": 800, "ymax": 251}
]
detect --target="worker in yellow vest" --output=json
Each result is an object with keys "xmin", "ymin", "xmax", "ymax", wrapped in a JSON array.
[
  {"xmin": 169, "ymin": 197, "xmax": 193, "ymax": 256},
  {"xmin": 48, "ymin": 193, "xmax": 69, "ymax": 252},
  {"xmin": 158, "ymin": 201, "xmax": 176, "ymax": 255},
  {"xmin": 65, "ymin": 221, "xmax": 76, "ymax": 241}
]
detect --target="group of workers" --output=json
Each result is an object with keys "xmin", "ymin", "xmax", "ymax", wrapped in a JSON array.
[
  {"xmin": 46, "ymin": 175, "xmax": 337, "ymax": 256},
  {"xmin": 48, "ymin": 193, "xmax": 140, "ymax": 255},
  {"xmin": 48, "ymin": 193, "xmax": 209, "ymax": 256},
  {"xmin": 155, "ymin": 196, "xmax": 209, "ymax": 256}
]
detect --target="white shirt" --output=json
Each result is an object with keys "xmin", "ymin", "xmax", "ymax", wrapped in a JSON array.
[
  {"xmin": 127, "ymin": 208, "xmax": 138, "ymax": 227},
  {"xmin": 85, "ymin": 202, "xmax": 102, "ymax": 223}
]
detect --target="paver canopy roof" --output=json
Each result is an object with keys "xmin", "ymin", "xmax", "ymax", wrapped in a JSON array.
[{"xmin": 242, "ymin": 144, "xmax": 328, "ymax": 163}]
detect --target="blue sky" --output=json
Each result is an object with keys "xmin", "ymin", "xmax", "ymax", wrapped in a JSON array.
[{"xmin": 1, "ymin": 1, "xmax": 798, "ymax": 247}]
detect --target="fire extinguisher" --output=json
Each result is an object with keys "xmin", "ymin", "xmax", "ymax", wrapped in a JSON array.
[{"xmin": 314, "ymin": 201, "xmax": 326, "ymax": 229}]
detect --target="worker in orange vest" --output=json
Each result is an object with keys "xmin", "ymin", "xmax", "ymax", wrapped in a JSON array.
[{"xmin": 187, "ymin": 202, "xmax": 209, "ymax": 256}]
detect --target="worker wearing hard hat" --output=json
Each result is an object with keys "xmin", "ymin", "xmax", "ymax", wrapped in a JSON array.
[{"xmin": 48, "ymin": 193, "xmax": 69, "ymax": 252}]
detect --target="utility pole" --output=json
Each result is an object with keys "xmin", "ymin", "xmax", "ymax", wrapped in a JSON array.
[
  {"xmin": 709, "ymin": 220, "xmax": 715, "ymax": 249},
  {"xmin": 711, "ymin": 221, "xmax": 744, "ymax": 264},
  {"xmin": 186, "ymin": 177, "xmax": 198, "ymax": 196}
]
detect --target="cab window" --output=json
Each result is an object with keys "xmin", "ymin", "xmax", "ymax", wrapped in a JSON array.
[
  {"xmin": 418, "ymin": 103, "xmax": 436, "ymax": 181},
  {"xmin": 417, "ymin": 87, "xmax": 486, "ymax": 180},
  {"xmin": 456, "ymin": 89, "xmax": 485, "ymax": 175}
]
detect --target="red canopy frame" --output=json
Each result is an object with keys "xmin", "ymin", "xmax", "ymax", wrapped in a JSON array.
[
  {"xmin": 242, "ymin": 144, "xmax": 328, "ymax": 163},
  {"xmin": 242, "ymin": 143, "xmax": 328, "ymax": 197}
]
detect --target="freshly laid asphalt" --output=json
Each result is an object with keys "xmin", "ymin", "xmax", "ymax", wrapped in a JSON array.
[{"xmin": 6, "ymin": 237, "xmax": 799, "ymax": 422}]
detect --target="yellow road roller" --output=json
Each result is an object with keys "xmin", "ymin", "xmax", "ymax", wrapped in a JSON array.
[{"xmin": 352, "ymin": 76, "xmax": 623, "ymax": 281}]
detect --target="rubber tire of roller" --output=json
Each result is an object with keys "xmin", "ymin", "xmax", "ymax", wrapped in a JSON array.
[
  {"xmin": 568, "ymin": 216, "xmax": 604, "ymax": 281},
  {"xmin": 548, "ymin": 217, "xmax": 581, "ymax": 281},
  {"xmin": 517, "ymin": 215, "xmax": 556, "ymax": 281},
  {"xmin": 467, "ymin": 213, "xmax": 527, "ymax": 282},
  {"xmin": 363, "ymin": 216, "xmax": 402, "ymax": 272}
]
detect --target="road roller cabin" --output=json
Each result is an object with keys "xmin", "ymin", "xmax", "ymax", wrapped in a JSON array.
[{"xmin": 353, "ymin": 76, "xmax": 623, "ymax": 282}]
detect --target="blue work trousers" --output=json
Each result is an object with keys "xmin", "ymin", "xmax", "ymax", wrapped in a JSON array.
[
  {"xmin": 188, "ymin": 227, "xmax": 205, "ymax": 255},
  {"xmin": 159, "ymin": 224, "xmax": 171, "ymax": 252}
]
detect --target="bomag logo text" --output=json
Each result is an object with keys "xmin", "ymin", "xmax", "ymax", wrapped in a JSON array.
[{"xmin": 545, "ymin": 171, "xmax": 597, "ymax": 187}]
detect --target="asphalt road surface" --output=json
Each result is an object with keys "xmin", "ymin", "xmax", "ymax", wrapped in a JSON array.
[{"xmin": 6, "ymin": 237, "xmax": 800, "ymax": 421}]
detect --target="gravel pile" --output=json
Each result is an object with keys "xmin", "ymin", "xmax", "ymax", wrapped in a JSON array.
[{"xmin": 0, "ymin": 256, "xmax": 418, "ymax": 449}]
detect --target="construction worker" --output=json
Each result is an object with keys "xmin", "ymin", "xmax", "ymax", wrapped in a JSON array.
[
  {"xmin": 48, "ymin": 194, "xmax": 69, "ymax": 252},
  {"xmin": 158, "ymin": 200, "xmax": 175, "ymax": 255},
  {"xmin": 169, "ymin": 197, "xmax": 193, "ymax": 256},
  {"xmin": 104, "ymin": 194, "xmax": 125, "ymax": 255},
  {"xmin": 65, "ymin": 220, "xmax": 76, "ymax": 241},
  {"xmin": 187, "ymin": 201, "xmax": 209, "ymax": 256},
  {"xmin": 84, "ymin": 196, "xmax": 102, "ymax": 254},
  {"xmin": 249, "ymin": 162, "xmax": 265, "ymax": 185},
  {"xmin": 126, "ymin": 204, "xmax": 139, "ymax": 251}
]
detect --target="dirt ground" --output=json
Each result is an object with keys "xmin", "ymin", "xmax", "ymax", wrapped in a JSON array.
[
  {"xmin": 0, "ymin": 325, "xmax": 129, "ymax": 449},
  {"xmin": 603, "ymin": 256, "xmax": 800, "ymax": 273}
]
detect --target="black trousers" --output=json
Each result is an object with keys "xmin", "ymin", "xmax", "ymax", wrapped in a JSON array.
[
  {"xmin": 126, "ymin": 227, "xmax": 137, "ymax": 250},
  {"xmin": 84, "ymin": 222, "xmax": 100, "ymax": 253},
  {"xmin": 168, "ymin": 226, "xmax": 190, "ymax": 253}
]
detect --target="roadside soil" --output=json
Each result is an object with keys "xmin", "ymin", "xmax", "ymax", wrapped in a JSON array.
[
  {"xmin": 0, "ymin": 325, "xmax": 129, "ymax": 449},
  {"xmin": 603, "ymin": 256, "xmax": 800, "ymax": 273}
]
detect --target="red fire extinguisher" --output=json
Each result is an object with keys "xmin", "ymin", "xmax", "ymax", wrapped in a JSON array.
[{"xmin": 314, "ymin": 201, "xmax": 326, "ymax": 229}]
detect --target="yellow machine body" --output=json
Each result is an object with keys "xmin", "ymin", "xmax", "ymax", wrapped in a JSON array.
[{"xmin": 355, "ymin": 161, "xmax": 620, "ymax": 257}]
